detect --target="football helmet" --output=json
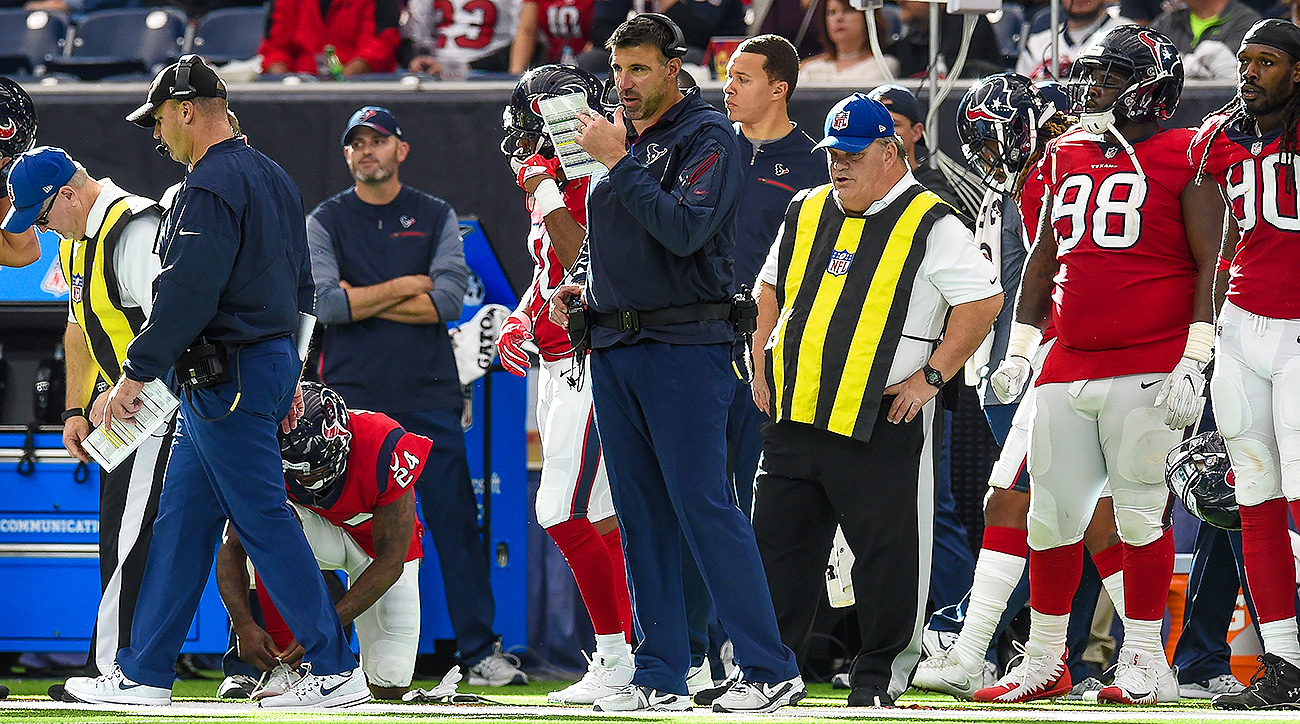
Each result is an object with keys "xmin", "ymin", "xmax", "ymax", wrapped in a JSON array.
[
  {"xmin": 1165, "ymin": 430, "xmax": 1240, "ymax": 531},
  {"xmin": 956, "ymin": 73, "xmax": 1052, "ymax": 192},
  {"xmin": 0, "ymin": 77, "xmax": 37, "ymax": 179},
  {"xmin": 1067, "ymin": 25, "xmax": 1183, "ymax": 134},
  {"xmin": 279, "ymin": 382, "xmax": 351, "ymax": 505},
  {"xmin": 1034, "ymin": 80, "xmax": 1071, "ymax": 120},
  {"xmin": 501, "ymin": 64, "xmax": 604, "ymax": 162}
]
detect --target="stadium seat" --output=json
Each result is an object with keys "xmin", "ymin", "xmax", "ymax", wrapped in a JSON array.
[
  {"xmin": 988, "ymin": 3, "xmax": 1024, "ymax": 65},
  {"xmin": 0, "ymin": 9, "xmax": 67, "ymax": 75},
  {"xmin": 190, "ymin": 5, "xmax": 268, "ymax": 65},
  {"xmin": 45, "ymin": 8, "xmax": 185, "ymax": 80}
]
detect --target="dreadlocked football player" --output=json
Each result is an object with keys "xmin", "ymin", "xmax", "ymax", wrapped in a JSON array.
[
  {"xmin": 914, "ymin": 74, "xmax": 1130, "ymax": 700},
  {"xmin": 972, "ymin": 25, "xmax": 1224, "ymax": 704},
  {"xmin": 1189, "ymin": 17, "xmax": 1300, "ymax": 710},
  {"xmin": 498, "ymin": 65, "xmax": 635, "ymax": 705}
]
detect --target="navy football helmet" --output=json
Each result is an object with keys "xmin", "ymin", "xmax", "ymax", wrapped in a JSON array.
[
  {"xmin": 1166, "ymin": 431, "xmax": 1240, "ymax": 531},
  {"xmin": 0, "ymin": 77, "xmax": 37, "ymax": 181},
  {"xmin": 502, "ymin": 64, "xmax": 604, "ymax": 162},
  {"xmin": 1034, "ymin": 80, "xmax": 1071, "ymax": 119},
  {"xmin": 279, "ymin": 382, "xmax": 351, "ymax": 505},
  {"xmin": 956, "ymin": 73, "xmax": 1052, "ymax": 191},
  {"xmin": 1067, "ymin": 25, "xmax": 1183, "ymax": 132}
]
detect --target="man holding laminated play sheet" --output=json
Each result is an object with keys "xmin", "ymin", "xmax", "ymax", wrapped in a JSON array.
[
  {"xmin": 61, "ymin": 55, "xmax": 370, "ymax": 710},
  {"xmin": 1, "ymin": 145, "xmax": 169, "ymax": 685}
]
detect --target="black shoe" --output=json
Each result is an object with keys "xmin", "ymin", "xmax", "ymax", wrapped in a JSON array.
[
  {"xmin": 847, "ymin": 687, "xmax": 894, "ymax": 707},
  {"xmin": 0, "ymin": 684, "xmax": 9, "ymax": 700},
  {"xmin": 1213, "ymin": 654, "xmax": 1300, "ymax": 710},
  {"xmin": 693, "ymin": 668, "xmax": 740, "ymax": 706},
  {"xmin": 47, "ymin": 683, "xmax": 65, "ymax": 701}
]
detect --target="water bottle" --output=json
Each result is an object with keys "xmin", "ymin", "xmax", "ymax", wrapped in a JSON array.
[
  {"xmin": 325, "ymin": 45, "xmax": 345, "ymax": 80},
  {"xmin": 560, "ymin": 45, "xmax": 576, "ymax": 66}
]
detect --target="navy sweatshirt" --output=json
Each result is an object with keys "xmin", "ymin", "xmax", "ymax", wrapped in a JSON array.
[
  {"xmin": 584, "ymin": 88, "xmax": 744, "ymax": 349},
  {"xmin": 124, "ymin": 138, "xmax": 313, "ymax": 382}
]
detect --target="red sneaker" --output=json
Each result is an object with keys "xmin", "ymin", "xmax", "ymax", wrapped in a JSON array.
[{"xmin": 973, "ymin": 647, "xmax": 1071, "ymax": 703}]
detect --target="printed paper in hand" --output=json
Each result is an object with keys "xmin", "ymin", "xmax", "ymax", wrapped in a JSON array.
[
  {"xmin": 83, "ymin": 379, "xmax": 180, "ymax": 473},
  {"xmin": 537, "ymin": 93, "xmax": 607, "ymax": 179}
]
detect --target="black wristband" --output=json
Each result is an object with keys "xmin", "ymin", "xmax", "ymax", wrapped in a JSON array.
[{"xmin": 61, "ymin": 408, "xmax": 87, "ymax": 422}]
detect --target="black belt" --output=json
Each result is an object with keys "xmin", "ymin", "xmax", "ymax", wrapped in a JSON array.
[{"xmin": 590, "ymin": 302, "xmax": 733, "ymax": 334}]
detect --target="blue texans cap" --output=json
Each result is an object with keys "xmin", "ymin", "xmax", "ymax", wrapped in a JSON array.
[
  {"xmin": 342, "ymin": 105, "xmax": 404, "ymax": 146},
  {"xmin": 3, "ymin": 146, "xmax": 76, "ymax": 233},
  {"xmin": 813, "ymin": 93, "xmax": 897, "ymax": 154}
]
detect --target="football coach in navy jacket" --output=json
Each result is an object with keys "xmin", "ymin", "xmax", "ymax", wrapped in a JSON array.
[{"xmin": 554, "ymin": 13, "xmax": 803, "ymax": 714}]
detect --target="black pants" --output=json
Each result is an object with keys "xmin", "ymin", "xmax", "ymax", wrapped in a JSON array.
[
  {"xmin": 87, "ymin": 415, "xmax": 174, "ymax": 676},
  {"xmin": 753, "ymin": 404, "xmax": 936, "ymax": 698}
]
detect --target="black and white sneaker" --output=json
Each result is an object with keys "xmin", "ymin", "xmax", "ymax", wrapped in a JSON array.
[
  {"xmin": 693, "ymin": 667, "xmax": 741, "ymax": 706},
  {"xmin": 1213, "ymin": 654, "xmax": 1300, "ymax": 710},
  {"xmin": 217, "ymin": 674, "xmax": 258, "ymax": 699},
  {"xmin": 593, "ymin": 684, "xmax": 692, "ymax": 711},
  {"xmin": 257, "ymin": 664, "xmax": 370, "ymax": 709},
  {"xmin": 711, "ymin": 675, "xmax": 806, "ymax": 713},
  {"xmin": 63, "ymin": 665, "xmax": 171, "ymax": 706}
]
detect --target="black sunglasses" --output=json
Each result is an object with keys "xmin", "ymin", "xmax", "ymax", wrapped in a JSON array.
[{"xmin": 33, "ymin": 194, "xmax": 55, "ymax": 227}]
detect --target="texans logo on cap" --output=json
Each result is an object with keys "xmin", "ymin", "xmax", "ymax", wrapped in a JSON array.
[
  {"xmin": 0, "ymin": 119, "xmax": 15, "ymax": 140},
  {"xmin": 358, "ymin": 109, "xmax": 377, "ymax": 122},
  {"xmin": 831, "ymin": 110, "xmax": 851, "ymax": 131}
]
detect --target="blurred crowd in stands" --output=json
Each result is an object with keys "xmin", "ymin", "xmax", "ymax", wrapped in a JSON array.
[{"xmin": 0, "ymin": 0, "xmax": 1294, "ymax": 83}]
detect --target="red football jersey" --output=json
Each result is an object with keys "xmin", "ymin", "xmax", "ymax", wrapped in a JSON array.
[
  {"xmin": 1033, "ymin": 127, "xmax": 1198, "ymax": 384},
  {"xmin": 287, "ymin": 410, "xmax": 427, "ymax": 561},
  {"xmin": 1017, "ymin": 165, "xmax": 1058, "ymax": 343},
  {"xmin": 1190, "ymin": 113, "xmax": 1300, "ymax": 319},
  {"xmin": 526, "ymin": 177, "xmax": 588, "ymax": 361},
  {"xmin": 528, "ymin": 0, "xmax": 594, "ymax": 63}
]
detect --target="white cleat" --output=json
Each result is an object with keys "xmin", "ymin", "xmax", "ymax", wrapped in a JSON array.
[
  {"xmin": 63, "ymin": 665, "xmax": 171, "ymax": 706},
  {"xmin": 1097, "ymin": 648, "xmax": 1180, "ymax": 705},
  {"xmin": 912, "ymin": 651, "xmax": 995, "ymax": 699},
  {"xmin": 257, "ymin": 664, "xmax": 370, "ymax": 709},
  {"xmin": 1180, "ymin": 673, "xmax": 1245, "ymax": 700},
  {"xmin": 466, "ymin": 642, "xmax": 529, "ymax": 686},
  {"xmin": 251, "ymin": 662, "xmax": 303, "ymax": 701},
  {"xmin": 974, "ymin": 646, "xmax": 1072, "ymax": 703},
  {"xmin": 593, "ymin": 684, "xmax": 692, "ymax": 711},
  {"xmin": 547, "ymin": 650, "xmax": 635, "ymax": 705},
  {"xmin": 711, "ymin": 675, "xmax": 806, "ymax": 713},
  {"xmin": 922, "ymin": 626, "xmax": 959, "ymax": 658}
]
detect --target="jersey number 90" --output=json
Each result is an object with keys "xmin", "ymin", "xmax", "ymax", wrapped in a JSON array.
[{"xmin": 1224, "ymin": 153, "xmax": 1300, "ymax": 234}]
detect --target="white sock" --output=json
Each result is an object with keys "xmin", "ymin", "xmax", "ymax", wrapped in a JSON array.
[
  {"xmin": 1102, "ymin": 570, "xmax": 1125, "ymax": 624},
  {"xmin": 595, "ymin": 633, "xmax": 628, "ymax": 659},
  {"xmin": 1260, "ymin": 618, "xmax": 1300, "ymax": 666},
  {"xmin": 1026, "ymin": 610, "xmax": 1069, "ymax": 659},
  {"xmin": 1121, "ymin": 617, "xmax": 1162, "ymax": 655},
  {"xmin": 950, "ymin": 549, "xmax": 1027, "ymax": 673}
]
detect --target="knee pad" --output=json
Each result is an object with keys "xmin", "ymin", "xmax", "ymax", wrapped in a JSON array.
[
  {"xmin": 535, "ymin": 486, "xmax": 575, "ymax": 529},
  {"xmin": 1026, "ymin": 484, "xmax": 1087, "ymax": 551},
  {"xmin": 1116, "ymin": 406, "xmax": 1181, "ymax": 487},
  {"xmin": 366, "ymin": 653, "xmax": 415, "ymax": 689},
  {"xmin": 1109, "ymin": 485, "xmax": 1167, "ymax": 547},
  {"xmin": 1228, "ymin": 437, "xmax": 1282, "ymax": 507}
]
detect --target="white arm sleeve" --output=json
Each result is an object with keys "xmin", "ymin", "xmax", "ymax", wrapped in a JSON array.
[{"xmin": 112, "ymin": 213, "xmax": 163, "ymax": 320}]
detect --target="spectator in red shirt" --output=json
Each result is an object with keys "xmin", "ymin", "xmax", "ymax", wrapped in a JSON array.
[{"xmin": 259, "ymin": 0, "xmax": 402, "ymax": 76}]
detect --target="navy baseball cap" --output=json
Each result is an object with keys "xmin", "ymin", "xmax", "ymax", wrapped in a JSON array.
[
  {"xmin": 813, "ymin": 93, "xmax": 896, "ymax": 153},
  {"xmin": 3, "ymin": 146, "xmax": 75, "ymax": 233},
  {"xmin": 868, "ymin": 84, "xmax": 923, "ymax": 126},
  {"xmin": 342, "ymin": 106, "xmax": 404, "ymax": 146}
]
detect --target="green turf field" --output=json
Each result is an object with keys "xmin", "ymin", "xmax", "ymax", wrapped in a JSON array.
[{"xmin": 0, "ymin": 678, "xmax": 1262, "ymax": 724}]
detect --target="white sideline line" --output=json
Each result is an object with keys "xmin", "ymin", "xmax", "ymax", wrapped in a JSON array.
[{"xmin": 0, "ymin": 700, "xmax": 1295, "ymax": 720}]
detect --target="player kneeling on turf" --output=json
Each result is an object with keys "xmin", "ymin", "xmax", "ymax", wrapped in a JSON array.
[{"xmin": 216, "ymin": 382, "xmax": 426, "ymax": 702}]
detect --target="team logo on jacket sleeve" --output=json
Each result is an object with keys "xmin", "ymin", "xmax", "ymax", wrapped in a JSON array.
[{"xmin": 827, "ymin": 249, "xmax": 854, "ymax": 276}]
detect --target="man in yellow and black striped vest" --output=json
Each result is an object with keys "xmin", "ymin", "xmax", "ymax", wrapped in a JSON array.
[
  {"xmin": 3, "ymin": 146, "xmax": 168, "ymax": 681},
  {"xmin": 747, "ymin": 94, "xmax": 1003, "ymax": 708}
]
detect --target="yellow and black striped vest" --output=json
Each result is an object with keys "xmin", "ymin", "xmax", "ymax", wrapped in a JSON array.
[
  {"xmin": 59, "ymin": 196, "xmax": 157, "ymax": 383},
  {"xmin": 768, "ymin": 182, "xmax": 952, "ymax": 443}
]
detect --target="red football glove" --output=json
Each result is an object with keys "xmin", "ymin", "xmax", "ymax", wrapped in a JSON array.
[
  {"xmin": 516, "ymin": 153, "xmax": 561, "ymax": 191},
  {"xmin": 496, "ymin": 312, "xmax": 534, "ymax": 377}
]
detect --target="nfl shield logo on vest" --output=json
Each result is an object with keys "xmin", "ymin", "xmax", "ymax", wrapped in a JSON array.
[
  {"xmin": 827, "ymin": 249, "xmax": 853, "ymax": 276},
  {"xmin": 70, "ymin": 273, "xmax": 84, "ymax": 303},
  {"xmin": 831, "ymin": 111, "xmax": 851, "ymax": 131}
]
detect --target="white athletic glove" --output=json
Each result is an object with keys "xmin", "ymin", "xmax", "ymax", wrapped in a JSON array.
[
  {"xmin": 1155, "ymin": 321, "xmax": 1215, "ymax": 430},
  {"xmin": 991, "ymin": 322, "xmax": 1042, "ymax": 404},
  {"xmin": 991, "ymin": 356, "xmax": 1033, "ymax": 404}
]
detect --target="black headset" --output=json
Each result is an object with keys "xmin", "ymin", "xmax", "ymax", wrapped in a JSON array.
[
  {"xmin": 172, "ymin": 54, "xmax": 199, "ymax": 100},
  {"xmin": 638, "ymin": 13, "xmax": 688, "ymax": 59}
]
